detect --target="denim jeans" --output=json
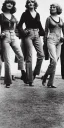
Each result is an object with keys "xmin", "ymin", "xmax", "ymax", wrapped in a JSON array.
[
  {"xmin": 45, "ymin": 33, "xmax": 61, "ymax": 85},
  {"xmin": 2, "ymin": 30, "xmax": 24, "ymax": 84},
  {"xmin": 24, "ymin": 29, "xmax": 44, "ymax": 83}
]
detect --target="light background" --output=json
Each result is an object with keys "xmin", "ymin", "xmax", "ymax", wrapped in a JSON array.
[{"xmin": 0, "ymin": 0, "xmax": 64, "ymax": 76}]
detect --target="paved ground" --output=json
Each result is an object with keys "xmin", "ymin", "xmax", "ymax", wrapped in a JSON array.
[{"xmin": 0, "ymin": 76, "xmax": 64, "ymax": 128}]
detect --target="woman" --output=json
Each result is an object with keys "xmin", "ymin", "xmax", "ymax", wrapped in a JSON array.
[
  {"xmin": 0, "ymin": 0, "xmax": 26, "ymax": 88},
  {"xmin": 41, "ymin": 3, "xmax": 64, "ymax": 88},
  {"xmin": 18, "ymin": 0, "xmax": 45, "ymax": 86}
]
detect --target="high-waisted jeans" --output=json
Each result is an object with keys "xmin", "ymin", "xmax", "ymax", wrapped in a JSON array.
[
  {"xmin": 2, "ymin": 30, "xmax": 24, "ymax": 84},
  {"xmin": 24, "ymin": 29, "xmax": 44, "ymax": 83},
  {"xmin": 45, "ymin": 33, "xmax": 61, "ymax": 85}
]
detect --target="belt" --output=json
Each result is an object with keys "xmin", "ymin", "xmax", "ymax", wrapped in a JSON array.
[{"xmin": 26, "ymin": 28, "xmax": 39, "ymax": 31}]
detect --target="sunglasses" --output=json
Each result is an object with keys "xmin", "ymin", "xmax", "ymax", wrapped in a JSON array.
[
  {"xmin": 6, "ymin": 1, "xmax": 14, "ymax": 5},
  {"xmin": 27, "ymin": 0, "xmax": 35, "ymax": 4},
  {"xmin": 50, "ymin": 5, "xmax": 56, "ymax": 9}
]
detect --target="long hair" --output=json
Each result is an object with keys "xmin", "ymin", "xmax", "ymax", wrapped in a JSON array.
[
  {"xmin": 1, "ymin": 0, "xmax": 16, "ymax": 14},
  {"xmin": 25, "ymin": 0, "xmax": 38, "ymax": 10},
  {"xmin": 50, "ymin": 3, "xmax": 62, "ymax": 15}
]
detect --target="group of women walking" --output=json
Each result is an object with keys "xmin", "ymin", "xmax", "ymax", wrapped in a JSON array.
[{"xmin": 0, "ymin": 0, "xmax": 64, "ymax": 88}]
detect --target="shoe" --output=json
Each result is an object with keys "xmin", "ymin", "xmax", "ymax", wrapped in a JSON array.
[
  {"xmin": 51, "ymin": 85, "xmax": 56, "ymax": 88},
  {"xmin": 33, "ymin": 71, "xmax": 36, "ymax": 80},
  {"xmin": 21, "ymin": 75, "xmax": 24, "ymax": 80},
  {"xmin": 62, "ymin": 76, "xmax": 64, "ymax": 79},
  {"xmin": 47, "ymin": 84, "xmax": 56, "ymax": 88},
  {"xmin": 42, "ymin": 80, "xmax": 46, "ymax": 86},
  {"xmin": 12, "ymin": 75, "xmax": 15, "ymax": 81},
  {"xmin": 42, "ymin": 75, "xmax": 47, "ymax": 86},
  {"xmin": 6, "ymin": 84, "xmax": 10, "ymax": 88},
  {"xmin": 41, "ymin": 75, "xmax": 43, "ymax": 80},
  {"xmin": 21, "ymin": 72, "xmax": 27, "ymax": 83},
  {"xmin": 29, "ymin": 82, "xmax": 34, "ymax": 87}
]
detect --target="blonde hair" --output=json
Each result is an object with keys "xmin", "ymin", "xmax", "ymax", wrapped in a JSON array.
[
  {"xmin": 50, "ymin": 3, "xmax": 62, "ymax": 15},
  {"xmin": 25, "ymin": 0, "xmax": 38, "ymax": 10}
]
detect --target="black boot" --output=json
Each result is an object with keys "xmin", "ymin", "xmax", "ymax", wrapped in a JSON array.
[
  {"xmin": 33, "ymin": 71, "xmax": 36, "ymax": 80},
  {"xmin": 21, "ymin": 70, "xmax": 27, "ymax": 83},
  {"xmin": 6, "ymin": 84, "xmax": 10, "ymax": 88},
  {"xmin": 47, "ymin": 84, "xmax": 56, "ymax": 88},
  {"xmin": 12, "ymin": 75, "xmax": 15, "ymax": 81},
  {"xmin": 42, "ymin": 73, "xmax": 48, "ymax": 86},
  {"xmin": 29, "ymin": 82, "xmax": 34, "ymax": 87}
]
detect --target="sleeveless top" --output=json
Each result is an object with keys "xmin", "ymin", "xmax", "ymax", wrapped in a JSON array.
[{"xmin": 0, "ymin": 13, "xmax": 17, "ymax": 32}]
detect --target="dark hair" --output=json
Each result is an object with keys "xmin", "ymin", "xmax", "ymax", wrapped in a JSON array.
[
  {"xmin": 25, "ymin": 0, "xmax": 38, "ymax": 10},
  {"xmin": 50, "ymin": 3, "xmax": 62, "ymax": 15},
  {"xmin": 1, "ymin": 0, "xmax": 16, "ymax": 14}
]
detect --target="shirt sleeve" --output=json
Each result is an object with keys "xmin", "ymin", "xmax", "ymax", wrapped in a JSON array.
[
  {"xmin": 18, "ymin": 12, "xmax": 25, "ymax": 27},
  {"xmin": 37, "ymin": 13, "xmax": 45, "ymax": 36},
  {"xmin": 17, "ymin": 12, "xmax": 27, "ymax": 38}
]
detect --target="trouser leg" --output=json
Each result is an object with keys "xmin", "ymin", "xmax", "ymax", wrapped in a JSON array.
[
  {"xmin": 3, "ymin": 42, "xmax": 12, "ymax": 84},
  {"xmin": 47, "ymin": 59, "xmax": 56, "ymax": 86},
  {"xmin": 33, "ymin": 37, "xmax": 44, "ymax": 76},
  {"xmin": 47, "ymin": 42, "xmax": 61, "ymax": 86},
  {"xmin": 11, "ymin": 39, "xmax": 24, "ymax": 71},
  {"xmin": 45, "ymin": 43, "xmax": 57, "ymax": 86},
  {"xmin": 24, "ymin": 37, "xmax": 33, "ymax": 83}
]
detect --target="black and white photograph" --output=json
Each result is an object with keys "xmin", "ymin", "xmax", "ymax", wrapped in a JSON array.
[{"xmin": 0, "ymin": 0, "xmax": 64, "ymax": 127}]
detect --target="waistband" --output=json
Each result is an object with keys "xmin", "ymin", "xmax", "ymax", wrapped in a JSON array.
[
  {"xmin": 2, "ymin": 29, "xmax": 15, "ymax": 33},
  {"xmin": 26, "ymin": 28, "xmax": 39, "ymax": 31},
  {"xmin": 49, "ymin": 33, "xmax": 61, "ymax": 37}
]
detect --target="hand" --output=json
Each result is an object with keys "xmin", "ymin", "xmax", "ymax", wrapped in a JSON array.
[
  {"xmin": 0, "ymin": 33, "xmax": 6, "ymax": 39},
  {"xmin": 60, "ymin": 37, "xmax": 64, "ymax": 43},
  {"xmin": 24, "ymin": 29, "xmax": 29, "ymax": 36}
]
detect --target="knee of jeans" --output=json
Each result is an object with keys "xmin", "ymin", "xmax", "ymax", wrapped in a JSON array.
[
  {"xmin": 18, "ymin": 56, "xmax": 24, "ymax": 62},
  {"xmin": 37, "ymin": 54, "xmax": 43, "ymax": 60},
  {"xmin": 52, "ymin": 59, "xmax": 57, "ymax": 65}
]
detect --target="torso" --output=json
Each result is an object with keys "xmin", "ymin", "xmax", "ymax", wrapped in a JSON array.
[
  {"xmin": 21, "ymin": 10, "xmax": 40, "ymax": 29},
  {"xmin": 29, "ymin": 10, "xmax": 37, "ymax": 18},
  {"xmin": 3, "ymin": 13, "xmax": 12, "ymax": 20},
  {"xmin": 0, "ymin": 13, "xmax": 17, "ymax": 32},
  {"xmin": 47, "ymin": 15, "xmax": 63, "ymax": 37},
  {"xmin": 50, "ymin": 15, "xmax": 59, "ymax": 22}
]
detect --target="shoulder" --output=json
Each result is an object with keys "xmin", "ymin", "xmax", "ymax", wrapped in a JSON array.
[
  {"xmin": 46, "ymin": 16, "xmax": 51, "ymax": 20},
  {"xmin": 20, "ymin": 11, "xmax": 27, "ymax": 19},
  {"xmin": 0, "ymin": 13, "xmax": 4, "ymax": 23},
  {"xmin": 45, "ymin": 16, "xmax": 50, "ymax": 23},
  {"xmin": 22, "ymin": 10, "xmax": 28, "ymax": 16},
  {"xmin": 36, "ymin": 12, "xmax": 40, "ymax": 15},
  {"xmin": 35, "ymin": 11, "xmax": 40, "ymax": 20},
  {"xmin": 59, "ymin": 17, "xmax": 63, "ymax": 23},
  {"xmin": 0, "ymin": 13, "xmax": 3, "ymax": 18},
  {"xmin": 36, "ymin": 11, "xmax": 40, "ymax": 17},
  {"xmin": 59, "ymin": 17, "xmax": 64, "ymax": 27}
]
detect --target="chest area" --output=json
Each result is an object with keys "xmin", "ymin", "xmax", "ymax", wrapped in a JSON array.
[
  {"xmin": 1, "ymin": 14, "xmax": 16, "ymax": 26},
  {"xmin": 25, "ymin": 12, "xmax": 39, "ymax": 23},
  {"xmin": 49, "ymin": 17, "xmax": 63, "ymax": 28}
]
